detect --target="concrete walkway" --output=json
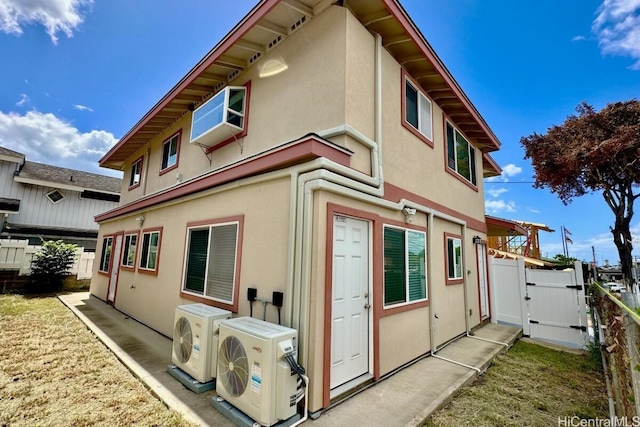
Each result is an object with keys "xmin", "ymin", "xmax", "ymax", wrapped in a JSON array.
[{"xmin": 59, "ymin": 292, "xmax": 521, "ymax": 427}]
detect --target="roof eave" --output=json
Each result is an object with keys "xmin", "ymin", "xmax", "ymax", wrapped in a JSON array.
[
  {"xmin": 99, "ymin": 0, "xmax": 281, "ymax": 168},
  {"xmin": 380, "ymin": 0, "xmax": 501, "ymax": 152}
]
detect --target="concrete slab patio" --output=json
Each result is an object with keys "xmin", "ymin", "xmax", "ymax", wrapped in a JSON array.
[{"xmin": 59, "ymin": 292, "xmax": 521, "ymax": 427}]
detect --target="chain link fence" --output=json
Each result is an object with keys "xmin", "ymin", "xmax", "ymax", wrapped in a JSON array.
[{"xmin": 591, "ymin": 284, "xmax": 640, "ymax": 418}]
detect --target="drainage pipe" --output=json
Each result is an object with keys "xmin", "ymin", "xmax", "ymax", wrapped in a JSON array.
[
  {"xmin": 290, "ymin": 33, "xmax": 386, "ymax": 366},
  {"xmin": 431, "ymin": 354, "xmax": 481, "ymax": 373},
  {"xmin": 289, "ymin": 374, "xmax": 310, "ymax": 427}
]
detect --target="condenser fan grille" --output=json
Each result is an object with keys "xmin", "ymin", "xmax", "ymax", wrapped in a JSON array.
[
  {"xmin": 173, "ymin": 316, "xmax": 193, "ymax": 363},
  {"xmin": 218, "ymin": 335, "xmax": 249, "ymax": 396}
]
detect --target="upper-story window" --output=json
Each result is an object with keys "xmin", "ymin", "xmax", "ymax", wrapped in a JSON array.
[
  {"xmin": 129, "ymin": 157, "xmax": 143, "ymax": 189},
  {"xmin": 45, "ymin": 189, "xmax": 64, "ymax": 204},
  {"xmin": 190, "ymin": 86, "xmax": 247, "ymax": 148},
  {"xmin": 446, "ymin": 122, "xmax": 477, "ymax": 186},
  {"xmin": 403, "ymin": 75, "xmax": 433, "ymax": 144},
  {"xmin": 160, "ymin": 132, "xmax": 180, "ymax": 174}
]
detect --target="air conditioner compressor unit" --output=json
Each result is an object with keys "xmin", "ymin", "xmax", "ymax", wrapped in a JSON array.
[
  {"xmin": 216, "ymin": 317, "xmax": 301, "ymax": 427},
  {"xmin": 172, "ymin": 303, "xmax": 231, "ymax": 383}
]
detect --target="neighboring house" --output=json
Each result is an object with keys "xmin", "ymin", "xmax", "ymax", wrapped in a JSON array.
[
  {"xmin": 91, "ymin": 0, "xmax": 503, "ymax": 414},
  {"xmin": 0, "ymin": 146, "xmax": 121, "ymax": 250}
]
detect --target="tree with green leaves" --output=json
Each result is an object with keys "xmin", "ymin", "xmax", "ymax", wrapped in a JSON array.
[
  {"xmin": 553, "ymin": 254, "xmax": 578, "ymax": 266},
  {"xmin": 29, "ymin": 240, "xmax": 77, "ymax": 293},
  {"xmin": 521, "ymin": 100, "xmax": 640, "ymax": 285}
]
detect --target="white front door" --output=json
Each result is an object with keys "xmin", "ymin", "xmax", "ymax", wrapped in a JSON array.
[
  {"xmin": 107, "ymin": 234, "xmax": 123, "ymax": 303},
  {"xmin": 476, "ymin": 242, "xmax": 490, "ymax": 319},
  {"xmin": 331, "ymin": 215, "xmax": 370, "ymax": 389}
]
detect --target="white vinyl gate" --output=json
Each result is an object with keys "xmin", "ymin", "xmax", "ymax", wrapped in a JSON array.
[{"xmin": 489, "ymin": 258, "xmax": 588, "ymax": 348}]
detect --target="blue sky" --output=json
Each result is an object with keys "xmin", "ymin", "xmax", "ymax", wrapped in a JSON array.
[{"xmin": 0, "ymin": 0, "xmax": 639, "ymax": 265}]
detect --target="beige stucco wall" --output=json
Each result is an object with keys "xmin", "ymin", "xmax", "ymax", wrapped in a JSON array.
[
  {"xmin": 91, "ymin": 176, "xmax": 292, "ymax": 336},
  {"xmin": 119, "ymin": 6, "xmax": 350, "ymax": 206}
]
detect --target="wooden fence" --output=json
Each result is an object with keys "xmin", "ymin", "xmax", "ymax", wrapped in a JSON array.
[{"xmin": 0, "ymin": 239, "xmax": 94, "ymax": 280}]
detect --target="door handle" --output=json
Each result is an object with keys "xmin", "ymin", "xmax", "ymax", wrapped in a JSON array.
[{"xmin": 364, "ymin": 303, "xmax": 371, "ymax": 309}]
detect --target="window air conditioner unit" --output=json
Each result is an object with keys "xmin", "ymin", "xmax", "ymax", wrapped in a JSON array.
[
  {"xmin": 172, "ymin": 303, "xmax": 231, "ymax": 383},
  {"xmin": 190, "ymin": 86, "xmax": 247, "ymax": 148}
]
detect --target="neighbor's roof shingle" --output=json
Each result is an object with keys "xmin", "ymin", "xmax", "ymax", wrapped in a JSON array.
[
  {"xmin": 0, "ymin": 146, "xmax": 25, "ymax": 160},
  {"xmin": 18, "ymin": 161, "xmax": 121, "ymax": 194}
]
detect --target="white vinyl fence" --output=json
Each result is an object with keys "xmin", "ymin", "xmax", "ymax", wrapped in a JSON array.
[
  {"xmin": 489, "ymin": 257, "xmax": 588, "ymax": 348},
  {"xmin": 0, "ymin": 239, "xmax": 94, "ymax": 280}
]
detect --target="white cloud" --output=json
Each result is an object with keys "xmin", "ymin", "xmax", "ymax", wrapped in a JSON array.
[
  {"xmin": 592, "ymin": 0, "xmax": 640, "ymax": 69},
  {"xmin": 502, "ymin": 164, "xmax": 522, "ymax": 178},
  {"xmin": 485, "ymin": 200, "xmax": 516, "ymax": 214},
  {"xmin": 487, "ymin": 187, "xmax": 508, "ymax": 198},
  {"xmin": 73, "ymin": 104, "xmax": 93, "ymax": 112},
  {"xmin": 15, "ymin": 94, "xmax": 29, "ymax": 107},
  {"xmin": 485, "ymin": 163, "xmax": 523, "ymax": 183},
  {"xmin": 572, "ymin": 35, "xmax": 587, "ymax": 41},
  {"xmin": 0, "ymin": 0, "xmax": 92, "ymax": 44},
  {"xmin": 0, "ymin": 110, "xmax": 119, "ymax": 175}
]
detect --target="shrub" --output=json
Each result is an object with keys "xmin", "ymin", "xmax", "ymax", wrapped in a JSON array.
[{"xmin": 29, "ymin": 240, "xmax": 77, "ymax": 293}]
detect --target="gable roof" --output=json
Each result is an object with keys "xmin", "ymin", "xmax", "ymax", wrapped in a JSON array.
[
  {"xmin": 15, "ymin": 161, "xmax": 121, "ymax": 195},
  {"xmin": 0, "ymin": 146, "xmax": 26, "ymax": 163},
  {"xmin": 100, "ymin": 0, "xmax": 501, "ymax": 172}
]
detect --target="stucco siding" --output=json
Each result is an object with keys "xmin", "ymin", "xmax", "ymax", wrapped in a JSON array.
[
  {"xmin": 118, "ymin": 6, "xmax": 349, "ymax": 206},
  {"xmin": 92, "ymin": 176, "xmax": 292, "ymax": 336}
]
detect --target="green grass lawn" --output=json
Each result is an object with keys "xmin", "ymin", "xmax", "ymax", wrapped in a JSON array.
[
  {"xmin": 423, "ymin": 340, "xmax": 608, "ymax": 427},
  {"xmin": 0, "ymin": 294, "xmax": 195, "ymax": 427}
]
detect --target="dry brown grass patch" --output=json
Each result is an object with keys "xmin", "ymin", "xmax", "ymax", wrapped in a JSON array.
[
  {"xmin": 423, "ymin": 340, "xmax": 608, "ymax": 427},
  {"xmin": 0, "ymin": 294, "xmax": 196, "ymax": 426}
]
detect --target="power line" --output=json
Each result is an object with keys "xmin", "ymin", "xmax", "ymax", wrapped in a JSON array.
[{"xmin": 484, "ymin": 181, "xmax": 537, "ymax": 184}]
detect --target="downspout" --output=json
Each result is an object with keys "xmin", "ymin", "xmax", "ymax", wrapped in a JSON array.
[
  {"xmin": 142, "ymin": 147, "xmax": 151, "ymax": 196},
  {"xmin": 427, "ymin": 211, "xmax": 436, "ymax": 354}
]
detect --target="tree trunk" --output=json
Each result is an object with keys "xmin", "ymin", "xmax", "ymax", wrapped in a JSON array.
[{"xmin": 611, "ymin": 204, "xmax": 634, "ymax": 287}]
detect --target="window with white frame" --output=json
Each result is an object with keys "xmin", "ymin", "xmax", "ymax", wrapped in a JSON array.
[
  {"xmin": 45, "ymin": 189, "xmax": 64, "ymax": 204},
  {"xmin": 99, "ymin": 236, "xmax": 113, "ymax": 273},
  {"xmin": 447, "ymin": 236, "xmax": 463, "ymax": 281},
  {"xmin": 161, "ymin": 133, "xmax": 180, "ymax": 171},
  {"xmin": 404, "ymin": 78, "xmax": 432, "ymax": 141},
  {"xmin": 129, "ymin": 157, "xmax": 142, "ymax": 188},
  {"xmin": 121, "ymin": 233, "xmax": 138, "ymax": 268},
  {"xmin": 183, "ymin": 222, "xmax": 239, "ymax": 304},
  {"xmin": 139, "ymin": 230, "xmax": 160, "ymax": 271},
  {"xmin": 446, "ymin": 122, "xmax": 477, "ymax": 185},
  {"xmin": 383, "ymin": 226, "xmax": 427, "ymax": 307}
]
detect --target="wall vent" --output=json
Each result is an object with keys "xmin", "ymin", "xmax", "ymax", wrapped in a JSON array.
[
  {"xmin": 268, "ymin": 35, "xmax": 282, "ymax": 50},
  {"xmin": 290, "ymin": 15, "xmax": 307, "ymax": 32},
  {"xmin": 249, "ymin": 52, "xmax": 262, "ymax": 64},
  {"xmin": 228, "ymin": 69, "xmax": 240, "ymax": 81}
]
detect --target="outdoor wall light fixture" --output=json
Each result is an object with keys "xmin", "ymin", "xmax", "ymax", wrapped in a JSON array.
[
  {"xmin": 402, "ymin": 207, "xmax": 416, "ymax": 223},
  {"xmin": 136, "ymin": 216, "xmax": 145, "ymax": 227},
  {"xmin": 472, "ymin": 235, "xmax": 482, "ymax": 244}
]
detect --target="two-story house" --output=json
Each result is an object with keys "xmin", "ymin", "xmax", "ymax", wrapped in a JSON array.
[
  {"xmin": 91, "ymin": 0, "xmax": 502, "ymax": 414},
  {"xmin": 0, "ymin": 146, "xmax": 120, "ymax": 250}
]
